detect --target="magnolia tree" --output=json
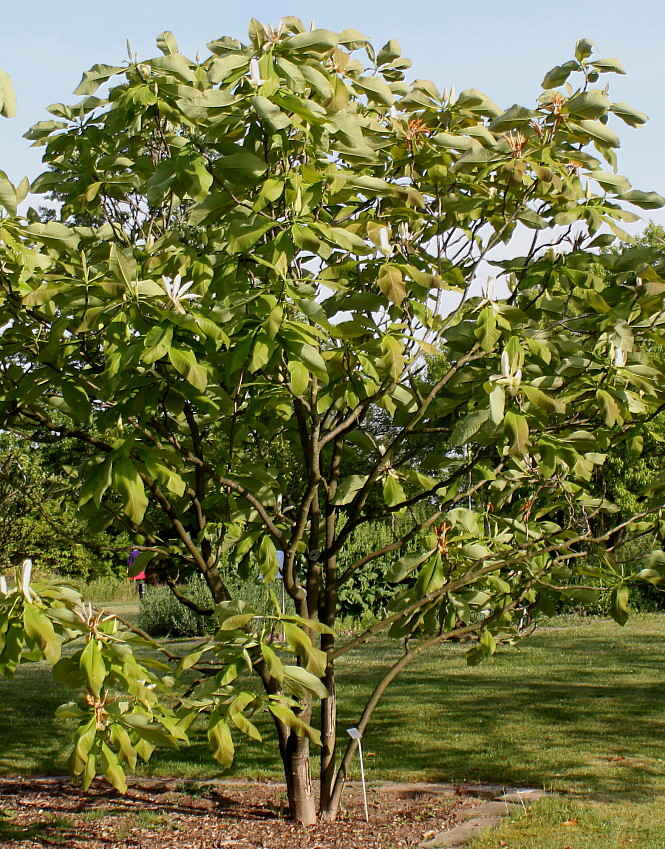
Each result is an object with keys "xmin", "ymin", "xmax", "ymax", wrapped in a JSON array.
[{"xmin": 2, "ymin": 21, "xmax": 665, "ymax": 824}]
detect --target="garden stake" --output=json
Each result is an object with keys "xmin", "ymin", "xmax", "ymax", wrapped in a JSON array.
[{"xmin": 347, "ymin": 727, "xmax": 369, "ymax": 821}]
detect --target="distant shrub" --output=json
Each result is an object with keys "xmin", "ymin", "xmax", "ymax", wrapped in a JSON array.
[
  {"xmin": 137, "ymin": 571, "xmax": 291, "ymax": 637},
  {"xmin": 138, "ymin": 579, "xmax": 216, "ymax": 637},
  {"xmin": 137, "ymin": 526, "xmax": 429, "ymax": 637},
  {"xmin": 336, "ymin": 520, "xmax": 424, "ymax": 621}
]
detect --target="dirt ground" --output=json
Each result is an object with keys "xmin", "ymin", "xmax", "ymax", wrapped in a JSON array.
[{"xmin": 0, "ymin": 777, "xmax": 486, "ymax": 848}]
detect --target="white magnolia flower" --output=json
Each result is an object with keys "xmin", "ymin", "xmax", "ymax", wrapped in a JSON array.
[
  {"xmin": 75, "ymin": 601, "xmax": 95, "ymax": 625},
  {"xmin": 248, "ymin": 58, "xmax": 265, "ymax": 86},
  {"xmin": 0, "ymin": 575, "xmax": 7, "ymax": 596},
  {"xmin": 21, "ymin": 559, "xmax": 38, "ymax": 603},
  {"xmin": 613, "ymin": 347, "xmax": 627, "ymax": 368},
  {"xmin": 397, "ymin": 222, "xmax": 411, "ymax": 243},
  {"xmin": 378, "ymin": 226, "xmax": 393, "ymax": 257},
  {"xmin": 491, "ymin": 350, "xmax": 522, "ymax": 392},
  {"xmin": 262, "ymin": 20, "xmax": 286, "ymax": 49},
  {"xmin": 481, "ymin": 277, "xmax": 495, "ymax": 303},
  {"xmin": 162, "ymin": 274, "xmax": 202, "ymax": 314},
  {"xmin": 22, "ymin": 558, "xmax": 32, "ymax": 589}
]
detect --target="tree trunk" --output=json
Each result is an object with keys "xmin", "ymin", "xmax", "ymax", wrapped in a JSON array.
[
  {"xmin": 279, "ymin": 729, "xmax": 317, "ymax": 825},
  {"xmin": 318, "ymin": 656, "xmax": 337, "ymax": 820}
]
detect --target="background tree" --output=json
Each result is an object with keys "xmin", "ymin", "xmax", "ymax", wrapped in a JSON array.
[
  {"xmin": 1, "ymin": 23, "xmax": 665, "ymax": 824},
  {"xmin": 0, "ymin": 433, "xmax": 132, "ymax": 579}
]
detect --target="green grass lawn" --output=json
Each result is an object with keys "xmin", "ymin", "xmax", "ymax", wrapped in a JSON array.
[{"xmin": 1, "ymin": 614, "xmax": 665, "ymax": 846}]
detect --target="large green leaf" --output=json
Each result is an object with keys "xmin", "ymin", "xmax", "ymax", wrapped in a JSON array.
[
  {"xmin": 573, "ymin": 119, "xmax": 620, "ymax": 148},
  {"xmin": 541, "ymin": 60, "xmax": 579, "ymax": 90},
  {"xmin": 387, "ymin": 549, "xmax": 436, "ymax": 583},
  {"xmin": 590, "ymin": 57, "xmax": 626, "ymax": 75},
  {"xmin": 596, "ymin": 389, "xmax": 622, "ymax": 426},
  {"xmin": 378, "ymin": 264, "xmax": 405, "ymax": 306},
  {"xmin": 156, "ymin": 31, "xmax": 179, "ymax": 56},
  {"xmin": 285, "ymin": 30, "xmax": 338, "ymax": 54},
  {"xmin": 112, "ymin": 457, "xmax": 149, "ymax": 525},
  {"xmin": 353, "ymin": 75, "xmax": 394, "ymax": 106},
  {"xmin": 488, "ymin": 385, "xmax": 505, "ymax": 425},
  {"xmin": 283, "ymin": 623, "xmax": 327, "ymax": 676},
  {"xmin": 23, "ymin": 605, "xmax": 60, "ymax": 665},
  {"xmin": 475, "ymin": 307, "xmax": 501, "ymax": 352},
  {"xmin": 269, "ymin": 702, "xmax": 322, "ymax": 746},
  {"xmin": 451, "ymin": 409, "xmax": 490, "ymax": 446},
  {"xmin": 257, "ymin": 535, "xmax": 280, "ymax": 582},
  {"xmin": 503, "ymin": 412, "xmax": 530, "ymax": 458},
  {"xmin": 0, "ymin": 171, "xmax": 17, "ymax": 215},
  {"xmin": 383, "ymin": 474, "xmax": 406, "ymax": 508},
  {"xmin": 70, "ymin": 717, "xmax": 97, "ymax": 775},
  {"xmin": 609, "ymin": 584, "xmax": 630, "ymax": 626},
  {"xmin": 142, "ymin": 324, "xmax": 173, "ymax": 364},
  {"xmin": 74, "ymin": 64, "xmax": 123, "ymax": 96},
  {"xmin": 618, "ymin": 190, "xmax": 665, "ymax": 210},
  {"xmin": 168, "ymin": 346, "xmax": 207, "ymax": 391},
  {"xmin": 610, "ymin": 102, "xmax": 648, "ymax": 127},
  {"xmin": 288, "ymin": 360, "xmax": 310, "ymax": 396},
  {"xmin": 331, "ymin": 475, "xmax": 368, "ymax": 506},
  {"xmin": 208, "ymin": 54, "xmax": 248, "ymax": 83},
  {"xmin": 151, "ymin": 54, "xmax": 197, "ymax": 83},
  {"xmin": 80, "ymin": 639, "xmax": 106, "ymax": 698},
  {"xmin": 0, "ymin": 69, "xmax": 17, "ymax": 119},
  {"xmin": 215, "ymin": 150, "xmax": 268, "ymax": 180},
  {"xmin": 100, "ymin": 742, "xmax": 127, "ymax": 793},
  {"xmin": 208, "ymin": 711, "xmax": 235, "ymax": 768},
  {"xmin": 565, "ymin": 91, "xmax": 610, "ymax": 120},
  {"xmin": 283, "ymin": 665, "xmax": 329, "ymax": 699}
]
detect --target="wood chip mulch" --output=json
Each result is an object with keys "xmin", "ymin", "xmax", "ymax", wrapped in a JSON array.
[{"xmin": 0, "ymin": 778, "xmax": 483, "ymax": 848}]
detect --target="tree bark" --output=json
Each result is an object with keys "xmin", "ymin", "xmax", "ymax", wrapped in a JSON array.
[
  {"xmin": 318, "ymin": 654, "xmax": 337, "ymax": 820},
  {"xmin": 279, "ymin": 729, "xmax": 317, "ymax": 825}
]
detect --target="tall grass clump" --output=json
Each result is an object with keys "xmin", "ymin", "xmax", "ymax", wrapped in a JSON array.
[{"xmin": 79, "ymin": 576, "xmax": 138, "ymax": 604}]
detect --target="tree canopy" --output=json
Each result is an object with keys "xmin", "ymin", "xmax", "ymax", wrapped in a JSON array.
[{"xmin": 1, "ymin": 21, "xmax": 665, "ymax": 824}]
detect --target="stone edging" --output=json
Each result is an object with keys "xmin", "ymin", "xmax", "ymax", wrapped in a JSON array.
[{"xmin": 417, "ymin": 788, "xmax": 556, "ymax": 848}]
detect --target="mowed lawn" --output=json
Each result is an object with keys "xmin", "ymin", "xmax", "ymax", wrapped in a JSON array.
[{"xmin": 1, "ymin": 614, "xmax": 665, "ymax": 846}]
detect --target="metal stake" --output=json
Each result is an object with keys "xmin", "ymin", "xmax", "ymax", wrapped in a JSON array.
[{"xmin": 347, "ymin": 727, "xmax": 369, "ymax": 821}]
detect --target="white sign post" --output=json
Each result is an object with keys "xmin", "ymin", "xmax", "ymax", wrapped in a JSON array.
[{"xmin": 347, "ymin": 727, "xmax": 369, "ymax": 822}]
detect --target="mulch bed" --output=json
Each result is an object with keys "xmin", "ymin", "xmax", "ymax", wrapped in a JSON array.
[{"xmin": 0, "ymin": 778, "xmax": 484, "ymax": 848}]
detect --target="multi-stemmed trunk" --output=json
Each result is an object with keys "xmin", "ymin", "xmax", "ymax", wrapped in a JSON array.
[{"xmin": 276, "ymin": 680, "xmax": 340, "ymax": 825}]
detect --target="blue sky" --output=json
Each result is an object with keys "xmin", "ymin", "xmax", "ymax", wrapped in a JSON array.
[{"xmin": 1, "ymin": 0, "xmax": 664, "ymax": 227}]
